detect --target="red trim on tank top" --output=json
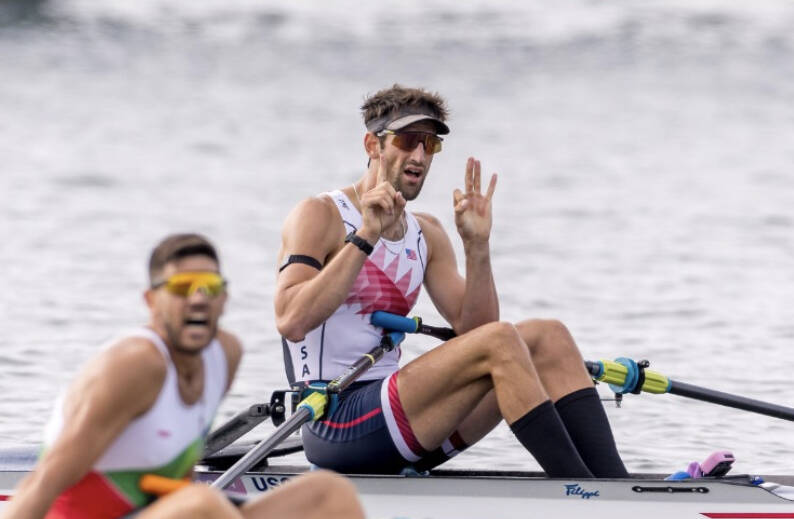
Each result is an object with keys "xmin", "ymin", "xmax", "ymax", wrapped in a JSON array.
[{"xmin": 45, "ymin": 471, "xmax": 134, "ymax": 519}]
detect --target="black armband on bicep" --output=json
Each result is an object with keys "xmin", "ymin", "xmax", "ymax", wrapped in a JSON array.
[{"xmin": 279, "ymin": 254, "xmax": 323, "ymax": 273}]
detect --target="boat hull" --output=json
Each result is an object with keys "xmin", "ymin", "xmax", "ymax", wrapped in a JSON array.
[
  {"xmin": 194, "ymin": 466, "xmax": 794, "ymax": 519},
  {"xmin": 2, "ymin": 446, "xmax": 793, "ymax": 518}
]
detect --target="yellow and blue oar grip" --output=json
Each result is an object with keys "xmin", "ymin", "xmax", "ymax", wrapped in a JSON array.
[
  {"xmin": 593, "ymin": 359, "xmax": 630, "ymax": 388},
  {"xmin": 298, "ymin": 391, "xmax": 328, "ymax": 422},
  {"xmin": 371, "ymin": 311, "xmax": 420, "ymax": 333},
  {"xmin": 593, "ymin": 358, "xmax": 671, "ymax": 395},
  {"xmin": 640, "ymin": 369, "xmax": 671, "ymax": 394}
]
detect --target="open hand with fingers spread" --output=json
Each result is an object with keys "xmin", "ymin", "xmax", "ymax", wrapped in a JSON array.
[
  {"xmin": 453, "ymin": 157, "xmax": 497, "ymax": 246},
  {"xmin": 358, "ymin": 152, "xmax": 407, "ymax": 243}
]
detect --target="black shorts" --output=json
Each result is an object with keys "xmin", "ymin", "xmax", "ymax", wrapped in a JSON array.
[{"xmin": 302, "ymin": 371, "xmax": 467, "ymax": 474}]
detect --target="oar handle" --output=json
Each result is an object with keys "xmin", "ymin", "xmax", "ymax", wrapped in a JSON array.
[
  {"xmin": 371, "ymin": 311, "xmax": 421, "ymax": 333},
  {"xmin": 140, "ymin": 474, "xmax": 190, "ymax": 496},
  {"xmin": 141, "ymin": 474, "xmax": 247, "ymax": 506},
  {"xmin": 371, "ymin": 311, "xmax": 456, "ymax": 341}
]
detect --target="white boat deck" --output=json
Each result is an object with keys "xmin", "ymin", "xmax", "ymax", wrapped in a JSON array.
[{"xmin": 3, "ymin": 445, "xmax": 794, "ymax": 519}]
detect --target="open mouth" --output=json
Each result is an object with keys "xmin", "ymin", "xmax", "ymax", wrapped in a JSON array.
[
  {"xmin": 404, "ymin": 168, "xmax": 423, "ymax": 178},
  {"xmin": 184, "ymin": 318, "xmax": 209, "ymax": 327}
]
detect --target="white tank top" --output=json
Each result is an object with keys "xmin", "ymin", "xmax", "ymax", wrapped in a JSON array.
[
  {"xmin": 283, "ymin": 190, "xmax": 427, "ymax": 383},
  {"xmin": 44, "ymin": 328, "xmax": 228, "ymax": 471}
]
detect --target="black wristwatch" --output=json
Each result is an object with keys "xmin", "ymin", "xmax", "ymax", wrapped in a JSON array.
[{"xmin": 345, "ymin": 231, "xmax": 374, "ymax": 256}]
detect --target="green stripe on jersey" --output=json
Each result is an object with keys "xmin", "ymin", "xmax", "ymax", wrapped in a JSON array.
[{"xmin": 105, "ymin": 437, "xmax": 205, "ymax": 507}]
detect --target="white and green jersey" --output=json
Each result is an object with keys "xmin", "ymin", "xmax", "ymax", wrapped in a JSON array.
[{"xmin": 42, "ymin": 328, "xmax": 227, "ymax": 519}]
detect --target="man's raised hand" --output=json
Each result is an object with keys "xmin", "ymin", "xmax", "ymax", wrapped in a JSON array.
[
  {"xmin": 453, "ymin": 157, "xmax": 497, "ymax": 246},
  {"xmin": 358, "ymin": 152, "xmax": 406, "ymax": 242}
]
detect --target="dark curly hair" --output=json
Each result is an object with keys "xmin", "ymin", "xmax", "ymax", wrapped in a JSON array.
[{"xmin": 361, "ymin": 84, "xmax": 449, "ymax": 129}]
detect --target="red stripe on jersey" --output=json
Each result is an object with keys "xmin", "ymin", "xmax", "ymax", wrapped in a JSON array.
[
  {"xmin": 45, "ymin": 471, "xmax": 134, "ymax": 519},
  {"xmin": 388, "ymin": 373, "xmax": 427, "ymax": 457}
]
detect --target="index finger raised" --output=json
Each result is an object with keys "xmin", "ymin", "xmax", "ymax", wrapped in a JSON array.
[{"xmin": 376, "ymin": 149, "xmax": 388, "ymax": 185}]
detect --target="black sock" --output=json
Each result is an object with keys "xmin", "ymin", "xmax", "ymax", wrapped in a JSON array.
[
  {"xmin": 509, "ymin": 400, "xmax": 593, "ymax": 478},
  {"xmin": 413, "ymin": 431, "xmax": 469, "ymax": 472},
  {"xmin": 555, "ymin": 387, "xmax": 629, "ymax": 478}
]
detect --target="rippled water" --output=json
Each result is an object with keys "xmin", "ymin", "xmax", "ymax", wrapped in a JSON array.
[{"xmin": 2, "ymin": 0, "xmax": 794, "ymax": 475}]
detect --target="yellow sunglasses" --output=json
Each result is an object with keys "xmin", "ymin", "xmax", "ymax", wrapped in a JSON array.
[{"xmin": 151, "ymin": 271, "xmax": 227, "ymax": 297}]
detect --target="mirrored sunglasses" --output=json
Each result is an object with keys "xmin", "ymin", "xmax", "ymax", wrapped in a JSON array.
[
  {"xmin": 151, "ymin": 271, "xmax": 227, "ymax": 297},
  {"xmin": 380, "ymin": 130, "xmax": 443, "ymax": 155}
]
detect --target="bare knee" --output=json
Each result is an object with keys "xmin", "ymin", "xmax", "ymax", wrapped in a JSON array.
[
  {"xmin": 478, "ymin": 321, "xmax": 528, "ymax": 366},
  {"xmin": 479, "ymin": 320, "xmax": 522, "ymax": 341},
  {"xmin": 516, "ymin": 318, "xmax": 582, "ymax": 364}
]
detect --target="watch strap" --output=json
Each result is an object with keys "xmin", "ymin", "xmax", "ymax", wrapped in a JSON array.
[{"xmin": 345, "ymin": 231, "xmax": 374, "ymax": 256}]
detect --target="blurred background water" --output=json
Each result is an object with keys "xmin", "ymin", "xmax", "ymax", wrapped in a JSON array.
[{"xmin": 1, "ymin": 0, "xmax": 793, "ymax": 475}]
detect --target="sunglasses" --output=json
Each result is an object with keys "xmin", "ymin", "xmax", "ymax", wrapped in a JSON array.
[
  {"xmin": 151, "ymin": 271, "xmax": 227, "ymax": 298},
  {"xmin": 379, "ymin": 130, "xmax": 443, "ymax": 155}
]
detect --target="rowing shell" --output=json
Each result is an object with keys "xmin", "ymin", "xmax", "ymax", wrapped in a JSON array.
[{"xmin": 2, "ymin": 444, "xmax": 793, "ymax": 519}]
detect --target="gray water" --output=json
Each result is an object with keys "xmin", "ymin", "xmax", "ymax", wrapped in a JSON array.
[{"xmin": 2, "ymin": 0, "xmax": 794, "ymax": 476}]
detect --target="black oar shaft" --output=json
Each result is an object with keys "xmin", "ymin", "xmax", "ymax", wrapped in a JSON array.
[
  {"xmin": 327, "ymin": 342, "xmax": 390, "ymax": 393},
  {"xmin": 670, "ymin": 380, "xmax": 794, "ymax": 422}
]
